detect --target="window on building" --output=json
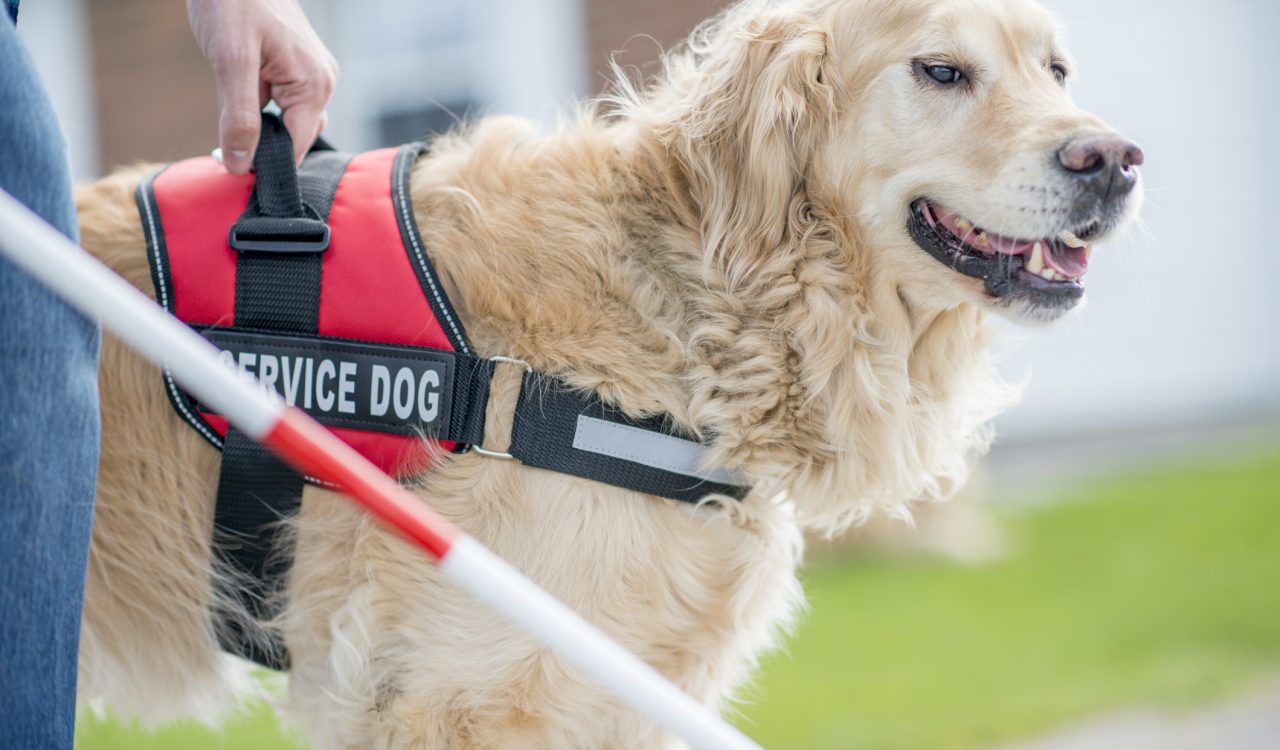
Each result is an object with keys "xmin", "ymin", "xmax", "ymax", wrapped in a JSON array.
[{"xmin": 309, "ymin": 0, "xmax": 585, "ymax": 150}]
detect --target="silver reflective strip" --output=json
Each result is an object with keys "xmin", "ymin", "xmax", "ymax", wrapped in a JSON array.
[{"xmin": 571, "ymin": 415, "xmax": 748, "ymax": 487}]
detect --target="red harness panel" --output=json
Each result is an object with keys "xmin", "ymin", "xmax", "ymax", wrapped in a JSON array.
[{"xmin": 147, "ymin": 148, "xmax": 456, "ymax": 478}]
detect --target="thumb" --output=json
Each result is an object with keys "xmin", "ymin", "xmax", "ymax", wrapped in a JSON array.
[{"xmin": 215, "ymin": 48, "xmax": 264, "ymax": 175}]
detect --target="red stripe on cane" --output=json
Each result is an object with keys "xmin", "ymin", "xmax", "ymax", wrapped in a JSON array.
[{"xmin": 264, "ymin": 406, "xmax": 461, "ymax": 560}]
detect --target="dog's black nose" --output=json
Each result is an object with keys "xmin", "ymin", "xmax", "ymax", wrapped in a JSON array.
[{"xmin": 1057, "ymin": 134, "xmax": 1144, "ymax": 202}]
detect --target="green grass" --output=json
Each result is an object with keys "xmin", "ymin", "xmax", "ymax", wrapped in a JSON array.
[
  {"xmin": 77, "ymin": 447, "xmax": 1280, "ymax": 749},
  {"xmin": 738, "ymin": 447, "xmax": 1280, "ymax": 749},
  {"xmin": 77, "ymin": 700, "xmax": 304, "ymax": 750}
]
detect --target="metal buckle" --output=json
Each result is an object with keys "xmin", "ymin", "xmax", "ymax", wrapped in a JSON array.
[
  {"xmin": 488, "ymin": 355, "xmax": 532, "ymax": 372},
  {"xmin": 472, "ymin": 355, "xmax": 532, "ymax": 460},
  {"xmin": 471, "ymin": 446, "xmax": 516, "ymax": 459}
]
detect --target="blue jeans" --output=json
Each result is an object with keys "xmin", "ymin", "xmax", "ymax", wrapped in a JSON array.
[{"xmin": 0, "ymin": 11, "xmax": 101, "ymax": 750}]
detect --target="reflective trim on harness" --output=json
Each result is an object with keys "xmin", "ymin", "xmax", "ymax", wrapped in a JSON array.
[{"xmin": 573, "ymin": 416, "xmax": 748, "ymax": 488}]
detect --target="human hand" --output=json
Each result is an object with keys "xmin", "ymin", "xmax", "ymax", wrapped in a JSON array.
[{"xmin": 188, "ymin": 0, "xmax": 338, "ymax": 175}]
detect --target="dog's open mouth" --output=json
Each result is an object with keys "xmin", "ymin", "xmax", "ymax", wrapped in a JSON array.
[{"xmin": 907, "ymin": 198, "xmax": 1096, "ymax": 304}]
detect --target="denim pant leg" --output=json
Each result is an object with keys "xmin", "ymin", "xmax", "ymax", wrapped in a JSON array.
[{"xmin": 0, "ymin": 13, "xmax": 101, "ymax": 750}]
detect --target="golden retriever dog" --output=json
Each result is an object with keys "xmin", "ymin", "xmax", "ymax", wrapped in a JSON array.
[{"xmin": 73, "ymin": 0, "xmax": 1143, "ymax": 746}]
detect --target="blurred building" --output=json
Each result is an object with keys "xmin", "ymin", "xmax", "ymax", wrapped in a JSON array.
[
  {"xmin": 14, "ymin": 0, "xmax": 1280, "ymax": 450},
  {"xmin": 20, "ymin": 0, "xmax": 725, "ymax": 173}
]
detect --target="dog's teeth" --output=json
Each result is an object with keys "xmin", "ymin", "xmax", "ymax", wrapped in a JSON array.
[
  {"xmin": 1026, "ymin": 242, "xmax": 1062, "ymax": 281},
  {"xmin": 957, "ymin": 218, "xmax": 973, "ymax": 233},
  {"xmin": 975, "ymin": 232, "xmax": 990, "ymax": 247},
  {"xmin": 1027, "ymin": 242, "xmax": 1045, "ymax": 274},
  {"xmin": 1059, "ymin": 230, "xmax": 1087, "ymax": 249},
  {"xmin": 1084, "ymin": 245, "xmax": 1094, "ymax": 260}
]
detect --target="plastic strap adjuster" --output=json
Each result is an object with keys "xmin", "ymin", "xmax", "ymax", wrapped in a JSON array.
[{"xmin": 229, "ymin": 215, "xmax": 330, "ymax": 254}]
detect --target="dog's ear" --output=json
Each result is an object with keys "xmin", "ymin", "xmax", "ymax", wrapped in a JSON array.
[{"xmin": 671, "ymin": 10, "xmax": 835, "ymax": 287}]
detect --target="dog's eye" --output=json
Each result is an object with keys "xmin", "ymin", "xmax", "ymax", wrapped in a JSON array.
[
  {"xmin": 919, "ymin": 63, "xmax": 966, "ymax": 87},
  {"xmin": 1051, "ymin": 64, "xmax": 1068, "ymax": 86}
]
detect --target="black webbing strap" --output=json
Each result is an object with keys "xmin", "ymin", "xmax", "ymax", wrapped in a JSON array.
[
  {"xmin": 450, "ymin": 354, "xmax": 493, "ymax": 447},
  {"xmin": 192, "ymin": 326, "xmax": 747, "ymax": 506},
  {"xmin": 214, "ymin": 114, "xmax": 343, "ymax": 669},
  {"xmin": 213, "ymin": 427, "xmax": 301, "ymax": 668},
  {"xmin": 508, "ymin": 373, "xmax": 751, "ymax": 503}
]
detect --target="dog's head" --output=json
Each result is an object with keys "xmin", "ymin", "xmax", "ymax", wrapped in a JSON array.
[
  {"xmin": 627, "ymin": 0, "xmax": 1144, "ymax": 525},
  {"xmin": 657, "ymin": 0, "xmax": 1143, "ymax": 325}
]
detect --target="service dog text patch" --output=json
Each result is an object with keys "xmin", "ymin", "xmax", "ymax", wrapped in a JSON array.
[{"xmin": 197, "ymin": 328, "xmax": 455, "ymax": 437}]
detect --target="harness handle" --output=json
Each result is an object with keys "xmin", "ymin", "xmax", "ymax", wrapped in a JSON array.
[
  {"xmin": 228, "ymin": 113, "xmax": 331, "ymax": 254},
  {"xmin": 216, "ymin": 111, "xmax": 343, "ymax": 668}
]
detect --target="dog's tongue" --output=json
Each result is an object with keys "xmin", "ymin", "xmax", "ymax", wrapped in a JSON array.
[{"xmin": 1045, "ymin": 242, "xmax": 1088, "ymax": 278}]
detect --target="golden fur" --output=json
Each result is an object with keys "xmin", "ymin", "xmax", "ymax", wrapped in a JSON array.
[{"xmin": 74, "ymin": 0, "xmax": 1140, "ymax": 746}]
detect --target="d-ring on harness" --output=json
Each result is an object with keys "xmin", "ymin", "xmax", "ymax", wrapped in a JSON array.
[{"xmin": 136, "ymin": 113, "xmax": 751, "ymax": 669}]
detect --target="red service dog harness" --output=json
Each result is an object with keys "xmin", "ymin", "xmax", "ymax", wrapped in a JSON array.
[{"xmin": 137, "ymin": 115, "xmax": 749, "ymax": 669}]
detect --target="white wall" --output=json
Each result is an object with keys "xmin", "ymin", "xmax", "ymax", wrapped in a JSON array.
[
  {"xmin": 994, "ymin": 0, "xmax": 1280, "ymax": 441},
  {"xmin": 469, "ymin": 0, "xmax": 589, "ymax": 123}
]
